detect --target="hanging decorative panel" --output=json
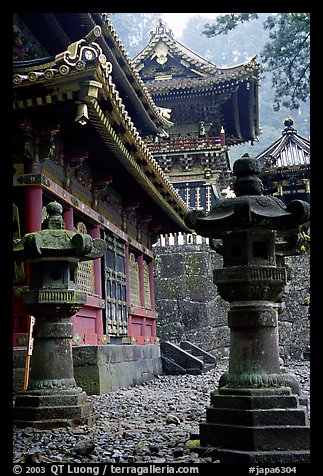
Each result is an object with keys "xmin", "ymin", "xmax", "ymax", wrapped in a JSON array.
[
  {"xmin": 143, "ymin": 260, "xmax": 151, "ymax": 309},
  {"xmin": 75, "ymin": 222, "xmax": 95, "ymax": 294},
  {"xmin": 129, "ymin": 252, "xmax": 140, "ymax": 307}
]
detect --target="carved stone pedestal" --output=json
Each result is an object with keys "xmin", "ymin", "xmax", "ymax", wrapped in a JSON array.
[
  {"xmin": 199, "ymin": 387, "xmax": 310, "ymax": 463},
  {"xmin": 13, "ymin": 308, "xmax": 97, "ymax": 429},
  {"xmin": 13, "ymin": 388, "xmax": 97, "ymax": 429},
  {"xmin": 196, "ymin": 292, "xmax": 310, "ymax": 463}
]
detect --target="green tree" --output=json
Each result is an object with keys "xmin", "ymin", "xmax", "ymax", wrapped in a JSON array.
[{"xmin": 202, "ymin": 13, "xmax": 310, "ymax": 111}]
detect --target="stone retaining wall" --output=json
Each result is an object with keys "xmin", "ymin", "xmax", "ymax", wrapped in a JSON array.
[
  {"xmin": 13, "ymin": 344, "xmax": 163, "ymax": 395},
  {"xmin": 154, "ymin": 244, "xmax": 310, "ymax": 360}
]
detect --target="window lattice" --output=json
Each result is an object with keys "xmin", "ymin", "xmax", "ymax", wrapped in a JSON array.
[
  {"xmin": 104, "ymin": 233, "xmax": 127, "ymax": 336},
  {"xmin": 76, "ymin": 261, "xmax": 95, "ymax": 294}
]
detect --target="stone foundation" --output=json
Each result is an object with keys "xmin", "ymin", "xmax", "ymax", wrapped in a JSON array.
[{"xmin": 13, "ymin": 344, "xmax": 163, "ymax": 395}]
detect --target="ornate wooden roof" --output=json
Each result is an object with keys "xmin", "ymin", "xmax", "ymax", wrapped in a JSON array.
[
  {"xmin": 13, "ymin": 13, "xmax": 173, "ymax": 136},
  {"xmin": 133, "ymin": 19, "xmax": 261, "ymax": 145},
  {"xmin": 13, "ymin": 13, "xmax": 190, "ymax": 232}
]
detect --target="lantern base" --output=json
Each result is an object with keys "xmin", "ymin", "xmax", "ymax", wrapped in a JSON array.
[
  {"xmin": 192, "ymin": 446, "xmax": 310, "ymax": 464},
  {"xmin": 196, "ymin": 387, "xmax": 310, "ymax": 463},
  {"xmin": 13, "ymin": 387, "xmax": 98, "ymax": 429}
]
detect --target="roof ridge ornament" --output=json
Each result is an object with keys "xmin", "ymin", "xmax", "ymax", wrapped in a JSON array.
[
  {"xmin": 282, "ymin": 117, "xmax": 297, "ymax": 136},
  {"xmin": 150, "ymin": 18, "xmax": 174, "ymax": 40},
  {"xmin": 55, "ymin": 25, "xmax": 105, "ymax": 69}
]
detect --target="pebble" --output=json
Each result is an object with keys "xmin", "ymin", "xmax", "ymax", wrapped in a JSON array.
[{"xmin": 13, "ymin": 359, "xmax": 310, "ymax": 464}]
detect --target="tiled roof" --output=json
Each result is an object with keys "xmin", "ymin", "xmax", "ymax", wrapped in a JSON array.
[{"xmin": 133, "ymin": 19, "xmax": 260, "ymax": 87}]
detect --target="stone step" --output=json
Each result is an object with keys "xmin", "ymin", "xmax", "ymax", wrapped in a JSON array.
[
  {"xmin": 180, "ymin": 341, "xmax": 216, "ymax": 365},
  {"xmin": 160, "ymin": 341, "xmax": 216, "ymax": 375},
  {"xmin": 202, "ymin": 363, "xmax": 216, "ymax": 373}
]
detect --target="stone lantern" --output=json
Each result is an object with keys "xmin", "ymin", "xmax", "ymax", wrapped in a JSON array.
[
  {"xmin": 13, "ymin": 201, "xmax": 106, "ymax": 428},
  {"xmin": 185, "ymin": 154, "xmax": 310, "ymax": 463}
]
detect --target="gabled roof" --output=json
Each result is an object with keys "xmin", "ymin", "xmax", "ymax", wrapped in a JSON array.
[
  {"xmin": 257, "ymin": 119, "xmax": 310, "ymax": 168},
  {"xmin": 133, "ymin": 19, "xmax": 260, "ymax": 86},
  {"xmin": 133, "ymin": 19, "xmax": 219, "ymax": 77},
  {"xmin": 132, "ymin": 19, "xmax": 261, "ymax": 145}
]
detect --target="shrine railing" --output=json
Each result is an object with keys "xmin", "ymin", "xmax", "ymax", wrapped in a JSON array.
[
  {"xmin": 146, "ymin": 136, "xmax": 223, "ymax": 155},
  {"xmin": 154, "ymin": 232, "xmax": 210, "ymax": 248}
]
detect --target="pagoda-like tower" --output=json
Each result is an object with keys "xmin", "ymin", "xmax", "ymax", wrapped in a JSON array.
[
  {"xmin": 257, "ymin": 118, "xmax": 310, "ymax": 205},
  {"xmin": 133, "ymin": 19, "xmax": 261, "ymax": 213}
]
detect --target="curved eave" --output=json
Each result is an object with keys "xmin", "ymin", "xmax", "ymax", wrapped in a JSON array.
[
  {"xmin": 82, "ymin": 13, "xmax": 174, "ymax": 133},
  {"xmin": 143, "ymin": 63, "xmax": 260, "ymax": 96},
  {"xmin": 15, "ymin": 12, "xmax": 173, "ymax": 136},
  {"xmin": 92, "ymin": 15, "xmax": 173, "ymax": 134}
]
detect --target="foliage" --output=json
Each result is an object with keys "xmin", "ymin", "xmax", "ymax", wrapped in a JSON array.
[
  {"xmin": 299, "ymin": 230, "xmax": 310, "ymax": 253},
  {"xmin": 181, "ymin": 14, "xmax": 268, "ymax": 66},
  {"xmin": 202, "ymin": 13, "xmax": 310, "ymax": 111}
]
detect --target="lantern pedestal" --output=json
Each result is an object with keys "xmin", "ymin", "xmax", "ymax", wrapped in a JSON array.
[
  {"xmin": 199, "ymin": 388, "xmax": 309, "ymax": 463},
  {"xmin": 13, "ymin": 301, "xmax": 98, "ymax": 428}
]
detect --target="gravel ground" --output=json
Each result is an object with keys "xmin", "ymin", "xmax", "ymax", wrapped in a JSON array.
[{"xmin": 13, "ymin": 359, "xmax": 310, "ymax": 464}]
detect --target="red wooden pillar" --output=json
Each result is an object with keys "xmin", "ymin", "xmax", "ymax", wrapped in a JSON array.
[
  {"xmin": 14, "ymin": 133, "xmax": 43, "ymax": 345},
  {"xmin": 14, "ymin": 185, "xmax": 42, "ymax": 344},
  {"xmin": 24, "ymin": 186, "xmax": 43, "ymax": 284},
  {"xmin": 91, "ymin": 225, "xmax": 104, "ymax": 336},
  {"xmin": 24, "ymin": 136, "xmax": 42, "ymax": 234},
  {"xmin": 24, "ymin": 186, "xmax": 42, "ymax": 233},
  {"xmin": 63, "ymin": 207, "xmax": 74, "ymax": 230}
]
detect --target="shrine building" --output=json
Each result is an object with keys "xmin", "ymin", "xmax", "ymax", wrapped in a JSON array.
[
  {"xmin": 133, "ymin": 19, "xmax": 261, "ymax": 219},
  {"xmin": 13, "ymin": 13, "xmax": 191, "ymax": 390}
]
